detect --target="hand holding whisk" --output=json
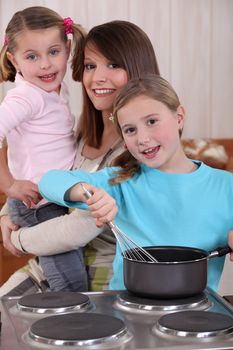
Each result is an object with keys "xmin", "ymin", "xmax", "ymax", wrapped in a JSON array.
[{"xmin": 80, "ymin": 183, "xmax": 158, "ymax": 263}]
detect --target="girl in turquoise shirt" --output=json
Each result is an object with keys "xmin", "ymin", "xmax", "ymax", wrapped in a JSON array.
[{"xmin": 39, "ymin": 75, "xmax": 233, "ymax": 292}]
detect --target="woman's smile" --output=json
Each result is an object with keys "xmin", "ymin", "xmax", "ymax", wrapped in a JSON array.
[{"xmin": 93, "ymin": 88, "xmax": 115, "ymax": 96}]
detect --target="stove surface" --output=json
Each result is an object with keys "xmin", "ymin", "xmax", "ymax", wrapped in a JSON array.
[{"xmin": 1, "ymin": 288, "xmax": 233, "ymax": 350}]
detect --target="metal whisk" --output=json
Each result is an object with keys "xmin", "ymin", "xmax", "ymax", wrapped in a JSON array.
[{"xmin": 80, "ymin": 184, "xmax": 158, "ymax": 263}]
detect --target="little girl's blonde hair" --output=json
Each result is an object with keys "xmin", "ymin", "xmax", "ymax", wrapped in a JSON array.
[{"xmin": 0, "ymin": 6, "xmax": 86, "ymax": 82}]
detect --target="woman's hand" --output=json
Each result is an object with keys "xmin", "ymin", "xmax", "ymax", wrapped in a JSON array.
[
  {"xmin": 6, "ymin": 180, "xmax": 41, "ymax": 208},
  {"xmin": 83, "ymin": 185, "xmax": 118, "ymax": 227},
  {"xmin": 0, "ymin": 215, "xmax": 24, "ymax": 256},
  {"xmin": 228, "ymin": 230, "xmax": 233, "ymax": 261}
]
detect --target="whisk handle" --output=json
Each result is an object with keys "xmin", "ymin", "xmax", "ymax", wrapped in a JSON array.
[
  {"xmin": 106, "ymin": 221, "xmax": 117, "ymax": 230},
  {"xmin": 80, "ymin": 183, "xmax": 93, "ymax": 200}
]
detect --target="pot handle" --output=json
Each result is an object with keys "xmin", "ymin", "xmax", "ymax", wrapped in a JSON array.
[{"xmin": 209, "ymin": 245, "xmax": 232, "ymax": 259}]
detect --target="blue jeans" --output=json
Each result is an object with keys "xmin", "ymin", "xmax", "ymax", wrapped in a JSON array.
[
  {"xmin": 8, "ymin": 199, "xmax": 88, "ymax": 292},
  {"xmin": 40, "ymin": 250, "xmax": 88, "ymax": 292},
  {"xmin": 8, "ymin": 198, "xmax": 68, "ymax": 227}
]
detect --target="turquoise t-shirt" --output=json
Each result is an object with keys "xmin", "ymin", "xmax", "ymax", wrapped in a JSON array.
[{"xmin": 39, "ymin": 161, "xmax": 233, "ymax": 291}]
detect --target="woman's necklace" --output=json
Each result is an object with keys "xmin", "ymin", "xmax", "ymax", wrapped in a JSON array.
[{"xmin": 109, "ymin": 113, "xmax": 114, "ymax": 123}]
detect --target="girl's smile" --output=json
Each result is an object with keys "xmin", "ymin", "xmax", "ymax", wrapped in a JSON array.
[
  {"xmin": 39, "ymin": 73, "xmax": 58, "ymax": 82},
  {"xmin": 140, "ymin": 145, "xmax": 161, "ymax": 159}
]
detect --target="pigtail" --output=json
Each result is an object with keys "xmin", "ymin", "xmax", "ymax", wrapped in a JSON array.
[
  {"xmin": 70, "ymin": 23, "xmax": 86, "ymax": 82},
  {"xmin": 109, "ymin": 150, "xmax": 140, "ymax": 185},
  {"xmin": 0, "ymin": 44, "xmax": 16, "ymax": 83}
]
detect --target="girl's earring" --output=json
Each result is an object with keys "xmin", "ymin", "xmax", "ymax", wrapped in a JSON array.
[{"xmin": 124, "ymin": 143, "xmax": 128, "ymax": 150}]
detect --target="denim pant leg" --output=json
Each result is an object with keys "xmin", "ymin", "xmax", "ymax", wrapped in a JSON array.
[
  {"xmin": 39, "ymin": 249, "xmax": 88, "ymax": 292},
  {"xmin": 8, "ymin": 198, "xmax": 40, "ymax": 227},
  {"xmin": 7, "ymin": 198, "xmax": 68, "ymax": 227},
  {"xmin": 7, "ymin": 199, "xmax": 88, "ymax": 291}
]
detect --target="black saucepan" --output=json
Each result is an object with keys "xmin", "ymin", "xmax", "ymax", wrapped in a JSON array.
[{"xmin": 123, "ymin": 245, "xmax": 231, "ymax": 299}]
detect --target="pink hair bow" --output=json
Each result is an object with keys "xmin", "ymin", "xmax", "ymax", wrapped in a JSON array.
[
  {"xmin": 63, "ymin": 17, "xmax": 74, "ymax": 35},
  {"xmin": 4, "ymin": 36, "xmax": 8, "ymax": 46}
]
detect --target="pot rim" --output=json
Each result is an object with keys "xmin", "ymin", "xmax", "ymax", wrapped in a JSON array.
[
  {"xmin": 123, "ymin": 256, "xmax": 208, "ymax": 264},
  {"xmin": 123, "ymin": 245, "xmax": 231, "ymax": 264},
  {"xmin": 123, "ymin": 245, "xmax": 209, "ymax": 264}
]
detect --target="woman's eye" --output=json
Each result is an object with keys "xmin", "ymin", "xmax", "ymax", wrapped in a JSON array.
[
  {"xmin": 84, "ymin": 63, "xmax": 95, "ymax": 70},
  {"xmin": 109, "ymin": 63, "xmax": 120, "ymax": 69}
]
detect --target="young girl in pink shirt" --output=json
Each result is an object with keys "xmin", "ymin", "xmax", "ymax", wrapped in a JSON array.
[
  {"xmin": 0, "ymin": 6, "xmax": 87, "ymax": 289},
  {"xmin": 0, "ymin": 6, "xmax": 85, "ymax": 224}
]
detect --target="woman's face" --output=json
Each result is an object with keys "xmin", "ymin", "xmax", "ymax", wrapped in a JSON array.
[{"xmin": 83, "ymin": 44, "xmax": 128, "ymax": 116}]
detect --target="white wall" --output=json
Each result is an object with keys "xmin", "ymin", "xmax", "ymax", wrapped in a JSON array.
[{"xmin": 0, "ymin": 0, "xmax": 233, "ymax": 138}]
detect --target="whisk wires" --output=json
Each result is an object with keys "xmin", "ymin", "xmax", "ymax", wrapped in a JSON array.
[{"xmin": 107, "ymin": 222, "xmax": 158, "ymax": 262}]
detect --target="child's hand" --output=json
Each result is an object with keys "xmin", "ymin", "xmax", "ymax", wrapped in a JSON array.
[
  {"xmin": 6, "ymin": 180, "xmax": 41, "ymax": 208},
  {"xmin": 83, "ymin": 185, "xmax": 118, "ymax": 227},
  {"xmin": 1, "ymin": 215, "xmax": 24, "ymax": 256}
]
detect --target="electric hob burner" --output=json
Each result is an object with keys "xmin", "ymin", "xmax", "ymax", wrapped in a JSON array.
[
  {"xmin": 154, "ymin": 310, "xmax": 233, "ymax": 339},
  {"xmin": 17, "ymin": 292, "xmax": 92, "ymax": 315},
  {"xmin": 26, "ymin": 313, "xmax": 130, "ymax": 347},
  {"xmin": 115, "ymin": 291, "xmax": 211, "ymax": 314}
]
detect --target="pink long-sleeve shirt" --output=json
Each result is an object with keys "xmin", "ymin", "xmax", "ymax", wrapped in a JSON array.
[{"xmin": 0, "ymin": 74, "xmax": 76, "ymax": 187}]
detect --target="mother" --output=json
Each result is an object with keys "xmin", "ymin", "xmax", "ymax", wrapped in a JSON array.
[{"xmin": 1, "ymin": 20, "xmax": 160, "ymax": 293}]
